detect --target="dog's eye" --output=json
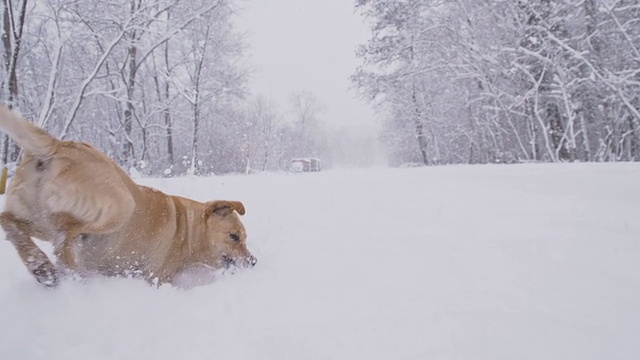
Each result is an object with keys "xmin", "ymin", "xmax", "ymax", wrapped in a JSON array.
[{"xmin": 229, "ymin": 234, "xmax": 239, "ymax": 242}]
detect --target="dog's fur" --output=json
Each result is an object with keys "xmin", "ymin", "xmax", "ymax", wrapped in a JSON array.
[{"xmin": 0, "ymin": 105, "xmax": 256, "ymax": 287}]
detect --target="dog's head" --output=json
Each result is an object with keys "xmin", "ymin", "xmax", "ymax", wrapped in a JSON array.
[{"xmin": 204, "ymin": 200, "xmax": 256, "ymax": 269}]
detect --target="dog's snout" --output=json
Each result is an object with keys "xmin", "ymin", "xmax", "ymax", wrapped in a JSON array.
[
  {"xmin": 223, "ymin": 254, "xmax": 256, "ymax": 268},
  {"xmin": 248, "ymin": 255, "xmax": 257, "ymax": 267}
]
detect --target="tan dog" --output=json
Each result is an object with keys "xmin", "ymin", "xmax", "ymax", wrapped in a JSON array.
[{"xmin": 0, "ymin": 105, "xmax": 256, "ymax": 287}]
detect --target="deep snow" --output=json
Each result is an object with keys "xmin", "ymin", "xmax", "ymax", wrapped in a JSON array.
[{"xmin": 0, "ymin": 163, "xmax": 639, "ymax": 359}]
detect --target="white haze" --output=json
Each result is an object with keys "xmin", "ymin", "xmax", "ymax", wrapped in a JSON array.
[{"xmin": 234, "ymin": 0, "xmax": 385, "ymax": 168}]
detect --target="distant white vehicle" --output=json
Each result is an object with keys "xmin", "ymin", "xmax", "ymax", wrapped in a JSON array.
[{"xmin": 290, "ymin": 158, "xmax": 321, "ymax": 173}]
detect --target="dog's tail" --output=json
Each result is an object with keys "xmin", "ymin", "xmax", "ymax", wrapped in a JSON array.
[{"xmin": 0, "ymin": 105, "xmax": 58, "ymax": 157}]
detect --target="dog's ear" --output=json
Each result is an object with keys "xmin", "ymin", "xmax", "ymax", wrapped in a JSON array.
[{"xmin": 206, "ymin": 201, "xmax": 246, "ymax": 217}]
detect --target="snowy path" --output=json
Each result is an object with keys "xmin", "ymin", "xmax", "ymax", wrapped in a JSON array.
[{"xmin": 1, "ymin": 163, "xmax": 639, "ymax": 359}]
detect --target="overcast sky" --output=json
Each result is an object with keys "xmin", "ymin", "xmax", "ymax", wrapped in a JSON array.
[{"xmin": 234, "ymin": 0, "xmax": 378, "ymax": 132}]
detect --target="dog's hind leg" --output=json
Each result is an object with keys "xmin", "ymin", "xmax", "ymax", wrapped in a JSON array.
[
  {"xmin": 50, "ymin": 212, "xmax": 84, "ymax": 273},
  {"xmin": 0, "ymin": 212, "xmax": 58, "ymax": 287}
]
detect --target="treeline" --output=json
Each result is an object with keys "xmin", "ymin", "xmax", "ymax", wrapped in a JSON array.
[
  {"xmin": 0, "ymin": 0, "xmax": 334, "ymax": 176},
  {"xmin": 353, "ymin": 0, "xmax": 640, "ymax": 165}
]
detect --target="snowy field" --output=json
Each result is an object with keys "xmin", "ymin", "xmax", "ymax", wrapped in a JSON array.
[{"xmin": 0, "ymin": 163, "xmax": 639, "ymax": 359}]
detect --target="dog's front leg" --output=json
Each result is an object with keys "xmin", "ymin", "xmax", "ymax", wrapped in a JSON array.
[{"xmin": 0, "ymin": 212, "xmax": 59, "ymax": 287}]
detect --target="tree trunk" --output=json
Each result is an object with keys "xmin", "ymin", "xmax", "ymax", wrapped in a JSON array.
[
  {"xmin": 411, "ymin": 86, "xmax": 429, "ymax": 165},
  {"xmin": 547, "ymin": 101, "xmax": 568, "ymax": 160},
  {"xmin": 1, "ymin": 0, "xmax": 27, "ymax": 164},
  {"xmin": 164, "ymin": 42, "xmax": 173, "ymax": 166},
  {"xmin": 161, "ymin": 12, "xmax": 174, "ymax": 166},
  {"xmin": 577, "ymin": 0, "xmax": 602, "ymax": 161},
  {"xmin": 525, "ymin": 99, "xmax": 539, "ymax": 161},
  {"xmin": 262, "ymin": 124, "xmax": 272, "ymax": 172},
  {"xmin": 627, "ymin": 115, "xmax": 639, "ymax": 160},
  {"xmin": 122, "ymin": 0, "xmax": 139, "ymax": 167},
  {"xmin": 190, "ymin": 88, "xmax": 200, "ymax": 174},
  {"xmin": 189, "ymin": 25, "xmax": 209, "ymax": 175},
  {"xmin": 152, "ymin": 41, "xmax": 174, "ymax": 167}
]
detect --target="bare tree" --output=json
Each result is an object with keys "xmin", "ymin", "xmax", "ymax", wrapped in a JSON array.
[
  {"xmin": 289, "ymin": 90, "xmax": 325, "ymax": 158},
  {"xmin": 1, "ymin": 0, "xmax": 27, "ymax": 163},
  {"xmin": 241, "ymin": 96, "xmax": 281, "ymax": 173}
]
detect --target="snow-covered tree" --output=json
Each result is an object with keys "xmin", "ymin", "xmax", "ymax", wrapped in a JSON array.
[
  {"xmin": 353, "ymin": 0, "xmax": 640, "ymax": 165},
  {"xmin": 1, "ymin": 0, "xmax": 255, "ymax": 175}
]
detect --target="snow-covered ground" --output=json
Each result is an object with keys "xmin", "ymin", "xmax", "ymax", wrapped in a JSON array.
[{"xmin": 1, "ymin": 163, "xmax": 639, "ymax": 359}]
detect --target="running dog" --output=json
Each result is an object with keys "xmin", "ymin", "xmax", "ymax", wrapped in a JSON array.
[{"xmin": 0, "ymin": 105, "xmax": 256, "ymax": 287}]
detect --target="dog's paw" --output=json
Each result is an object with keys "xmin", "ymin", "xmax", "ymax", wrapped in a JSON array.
[
  {"xmin": 31, "ymin": 262, "xmax": 59, "ymax": 288},
  {"xmin": 24, "ymin": 250, "xmax": 59, "ymax": 288}
]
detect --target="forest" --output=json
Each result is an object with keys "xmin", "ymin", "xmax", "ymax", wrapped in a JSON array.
[
  {"xmin": 0, "ymin": 0, "xmax": 338, "ymax": 176},
  {"xmin": 354, "ymin": 0, "xmax": 640, "ymax": 165},
  {"xmin": 1, "ymin": 0, "xmax": 639, "ymax": 176}
]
